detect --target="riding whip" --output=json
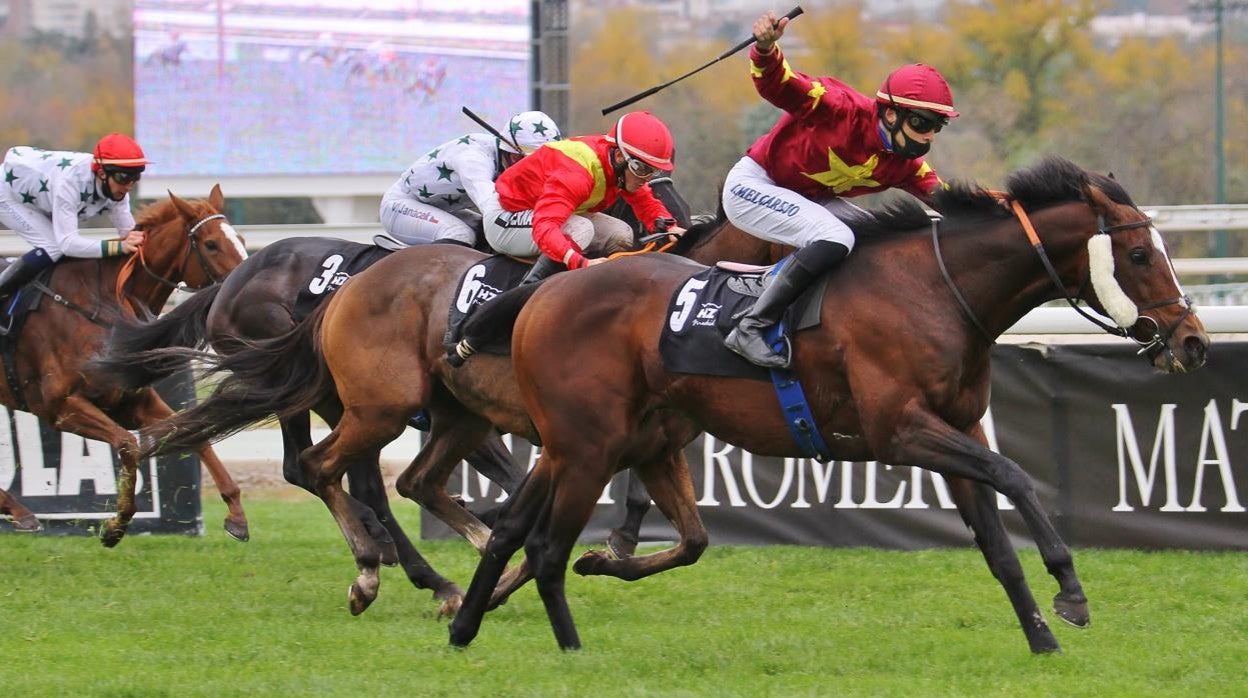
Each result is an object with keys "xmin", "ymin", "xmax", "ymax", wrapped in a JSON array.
[
  {"xmin": 461, "ymin": 106, "xmax": 523, "ymax": 152},
  {"xmin": 600, "ymin": 6, "xmax": 804, "ymax": 116}
]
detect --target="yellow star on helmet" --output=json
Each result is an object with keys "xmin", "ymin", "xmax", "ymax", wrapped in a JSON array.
[{"xmin": 803, "ymin": 150, "xmax": 881, "ymax": 193}]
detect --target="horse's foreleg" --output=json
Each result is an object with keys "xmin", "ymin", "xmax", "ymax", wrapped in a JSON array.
[
  {"xmin": 52, "ymin": 395, "xmax": 144, "ymax": 547},
  {"xmin": 395, "ymin": 410, "xmax": 499, "ymax": 553},
  {"xmin": 0, "ymin": 487, "xmax": 40, "ymax": 532},
  {"xmin": 573, "ymin": 450, "xmax": 708, "ymax": 581},
  {"xmin": 134, "ymin": 389, "xmax": 248, "ymax": 541},
  {"xmin": 449, "ymin": 462, "xmax": 553, "ymax": 648},
  {"xmin": 882, "ymin": 404, "xmax": 1064, "ymax": 654},
  {"xmin": 962, "ymin": 423, "xmax": 1088, "ymax": 628},
  {"xmin": 460, "ymin": 431, "xmax": 524, "ymax": 526}
]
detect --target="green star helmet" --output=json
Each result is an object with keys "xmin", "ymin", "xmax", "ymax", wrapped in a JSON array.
[{"xmin": 499, "ymin": 110, "xmax": 562, "ymax": 155}]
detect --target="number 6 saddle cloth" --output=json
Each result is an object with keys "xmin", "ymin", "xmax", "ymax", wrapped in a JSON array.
[{"xmin": 659, "ymin": 263, "xmax": 827, "ymax": 380}]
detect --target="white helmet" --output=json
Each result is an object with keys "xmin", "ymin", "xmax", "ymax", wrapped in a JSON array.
[{"xmin": 499, "ymin": 110, "xmax": 562, "ymax": 155}]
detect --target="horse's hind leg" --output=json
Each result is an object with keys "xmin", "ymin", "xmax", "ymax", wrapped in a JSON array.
[
  {"xmin": 460, "ymin": 431, "xmax": 524, "ymax": 526},
  {"xmin": 0, "ymin": 487, "xmax": 41, "ymax": 532},
  {"xmin": 573, "ymin": 450, "xmax": 708, "ymax": 581},
  {"xmin": 607, "ymin": 473, "xmax": 652, "ymax": 559},
  {"xmin": 300, "ymin": 408, "xmax": 401, "ymax": 616},
  {"xmin": 345, "ymin": 458, "xmax": 465, "ymax": 618}
]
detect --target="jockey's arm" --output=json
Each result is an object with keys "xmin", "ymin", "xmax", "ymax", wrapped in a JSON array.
[
  {"xmin": 531, "ymin": 178, "xmax": 589, "ymax": 269},
  {"xmin": 749, "ymin": 43, "xmax": 848, "ymax": 121},
  {"xmin": 452, "ymin": 146, "xmax": 504, "ymax": 219},
  {"xmin": 620, "ymin": 185, "xmax": 679, "ymax": 235},
  {"xmin": 50, "ymin": 179, "xmax": 109, "ymax": 258}
]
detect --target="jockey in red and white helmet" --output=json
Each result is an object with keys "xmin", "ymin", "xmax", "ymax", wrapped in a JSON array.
[
  {"xmin": 485, "ymin": 110, "xmax": 686, "ymax": 284},
  {"xmin": 381, "ymin": 110, "xmax": 564, "ymax": 248},
  {"xmin": 722, "ymin": 10, "xmax": 959, "ymax": 368},
  {"xmin": 0, "ymin": 133, "xmax": 150, "ymax": 299}
]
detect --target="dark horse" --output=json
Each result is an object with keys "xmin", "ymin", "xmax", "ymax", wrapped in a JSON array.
[
  {"xmin": 122, "ymin": 194, "xmax": 776, "ymax": 616},
  {"xmin": 98, "ymin": 180, "xmax": 700, "ymax": 611},
  {"xmin": 444, "ymin": 158, "xmax": 1210, "ymax": 653},
  {"xmin": 0, "ymin": 186, "xmax": 249, "ymax": 544}
]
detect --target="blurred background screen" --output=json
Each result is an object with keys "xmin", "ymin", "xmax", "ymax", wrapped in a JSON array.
[{"xmin": 134, "ymin": 0, "xmax": 532, "ymax": 177}]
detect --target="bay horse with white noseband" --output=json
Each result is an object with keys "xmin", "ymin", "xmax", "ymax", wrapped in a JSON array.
[
  {"xmin": 447, "ymin": 157, "xmax": 1210, "ymax": 653},
  {"xmin": 0, "ymin": 185, "xmax": 249, "ymax": 543}
]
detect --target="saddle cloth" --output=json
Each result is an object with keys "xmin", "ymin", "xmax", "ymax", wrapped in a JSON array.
[
  {"xmin": 659, "ymin": 264, "xmax": 827, "ymax": 380},
  {"xmin": 444, "ymin": 254, "xmax": 531, "ymax": 352},
  {"xmin": 292, "ymin": 242, "xmax": 392, "ymax": 321}
]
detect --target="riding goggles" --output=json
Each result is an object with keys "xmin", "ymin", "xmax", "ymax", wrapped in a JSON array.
[
  {"xmin": 905, "ymin": 109, "xmax": 949, "ymax": 134},
  {"xmin": 107, "ymin": 169, "xmax": 143, "ymax": 185},
  {"xmin": 625, "ymin": 157, "xmax": 660, "ymax": 180}
]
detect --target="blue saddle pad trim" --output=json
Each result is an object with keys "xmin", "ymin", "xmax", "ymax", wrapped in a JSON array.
[{"xmin": 763, "ymin": 318, "xmax": 832, "ymax": 462}]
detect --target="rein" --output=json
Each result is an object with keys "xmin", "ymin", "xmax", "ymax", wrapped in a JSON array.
[
  {"xmin": 115, "ymin": 212, "xmax": 228, "ymax": 312},
  {"xmin": 933, "ymin": 194, "xmax": 1191, "ymax": 350}
]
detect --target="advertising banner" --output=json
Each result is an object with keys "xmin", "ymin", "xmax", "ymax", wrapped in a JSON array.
[
  {"xmin": 0, "ymin": 372, "xmax": 200, "ymax": 536},
  {"xmin": 423, "ymin": 343, "xmax": 1247, "ymax": 550}
]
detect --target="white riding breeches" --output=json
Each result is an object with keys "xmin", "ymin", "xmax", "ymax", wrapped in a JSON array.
[
  {"xmin": 485, "ymin": 211, "xmax": 634, "ymax": 259},
  {"xmin": 721, "ymin": 156, "xmax": 860, "ymax": 252},
  {"xmin": 379, "ymin": 197, "xmax": 479, "ymax": 246}
]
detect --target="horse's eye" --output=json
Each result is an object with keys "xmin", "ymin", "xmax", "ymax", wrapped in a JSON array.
[
  {"xmin": 1128, "ymin": 248, "xmax": 1148, "ymax": 265},
  {"xmin": 204, "ymin": 240, "xmax": 219, "ymax": 251}
]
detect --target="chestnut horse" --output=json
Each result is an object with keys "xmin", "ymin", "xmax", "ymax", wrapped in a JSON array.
[
  {"xmin": 0, "ymin": 185, "xmax": 249, "ymax": 544},
  {"xmin": 445, "ymin": 158, "xmax": 1210, "ymax": 653}
]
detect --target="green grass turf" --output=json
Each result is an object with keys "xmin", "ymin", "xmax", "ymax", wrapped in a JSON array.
[{"xmin": 2, "ymin": 495, "xmax": 1245, "ymax": 696}]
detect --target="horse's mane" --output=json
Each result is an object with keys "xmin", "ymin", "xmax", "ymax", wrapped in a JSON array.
[{"xmin": 133, "ymin": 197, "xmax": 185, "ymax": 230}]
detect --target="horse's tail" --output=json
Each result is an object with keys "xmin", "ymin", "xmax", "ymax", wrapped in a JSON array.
[
  {"xmin": 139, "ymin": 301, "xmax": 334, "ymax": 458},
  {"xmin": 455, "ymin": 282, "xmax": 544, "ymax": 359},
  {"xmin": 93, "ymin": 284, "xmax": 221, "ymax": 389}
]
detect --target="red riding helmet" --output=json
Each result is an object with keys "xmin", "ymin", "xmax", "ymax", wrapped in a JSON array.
[
  {"xmin": 92, "ymin": 133, "xmax": 150, "ymax": 174},
  {"xmin": 875, "ymin": 64, "xmax": 959, "ymax": 118},
  {"xmin": 605, "ymin": 111, "xmax": 675, "ymax": 172}
]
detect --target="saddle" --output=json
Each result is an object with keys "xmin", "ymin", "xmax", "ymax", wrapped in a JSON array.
[
  {"xmin": 444, "ymin": 254, "xmax": 531, "ymax": 353},
  {"xmin": 291, "ymin": 241, "xmax": 393, "ymax": 321},
  {"xmin": 660, "ymin": 264, "xmax": 828, "ymax": 380}
]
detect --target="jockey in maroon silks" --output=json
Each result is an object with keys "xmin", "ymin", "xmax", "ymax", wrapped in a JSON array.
[{"xmin": 722, "ymin": 10, "xmax": 960, "ymax": 368}]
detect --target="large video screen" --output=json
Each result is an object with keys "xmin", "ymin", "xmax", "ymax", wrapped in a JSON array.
[{"xmin": 135, "ymin": 0, "xmax": 531, "ymax": 178}]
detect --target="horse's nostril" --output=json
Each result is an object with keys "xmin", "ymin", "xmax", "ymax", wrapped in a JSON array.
[{"xmin": 1184, "ymin": 335, "xmax": 1208, "ymax": 365}]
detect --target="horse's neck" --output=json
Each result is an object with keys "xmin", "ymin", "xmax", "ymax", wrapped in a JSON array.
[
  {"xmin": 939, "ymin": 204, "xmax": 1093, "ymax": 338},
  {"xmin": 122, "ymin": 224, "xmax": 186, "ymax": 313},
  {"xmin": 686, "ymin": 223, "xmax": 779, "ymax": 266}
]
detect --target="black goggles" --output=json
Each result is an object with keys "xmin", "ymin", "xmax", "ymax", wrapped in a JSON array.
[
  {"xmin": 107, "ymin": 169, "xmax": 143, "ymax": 185},
  {"xmin": 904, "ymin": 109, "xmax": 949, "ymax": 134}
]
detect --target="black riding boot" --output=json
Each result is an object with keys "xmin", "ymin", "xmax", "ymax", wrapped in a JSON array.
[
  {"xmin": 0, "ymin": 248, "xmax": 52, "ymax": 301},
  {"xmin": 724, "ymin": 240, "xmax": 850, "ymax": 369},
  {"xmin": 520, "ymin": 255, "xmax": 563, "ymax": 286}
]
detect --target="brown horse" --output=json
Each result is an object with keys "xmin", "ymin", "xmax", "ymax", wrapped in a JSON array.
[
  {"xmin": 445, "ymin": 158, "xmax": 1211, "ymax": 653},
  {"xmin": 0, "ymin": 185, "xmax": 249, "ymax": 544},
  {"xmin": 129, "ymin": 208, "xmax": 776, "ymax": 615}
]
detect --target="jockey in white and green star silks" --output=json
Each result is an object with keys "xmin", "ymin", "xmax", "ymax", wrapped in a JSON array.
[{"xmin": 379, "ymin": 110, "xmax": 562, "ymax": 247}]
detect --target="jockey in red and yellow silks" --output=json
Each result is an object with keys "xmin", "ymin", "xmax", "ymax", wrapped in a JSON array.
[
  {"xmin": 722, "ymin": 10, "xmax": 960, "ymax": 369},
  {"xmin": 486, "ymin": 111, "xmax": 684, "ymax": 284}
]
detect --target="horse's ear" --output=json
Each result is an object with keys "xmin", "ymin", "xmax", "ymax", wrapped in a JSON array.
[
  {"xmin": 1107, "ymin": 172, "xmax": 1116, "ymax": 181},
  {"xmin": 1083, "ymin": 182, "xmax": 1114, "ymax": 215},
  {"xmin": 168, "ymin": 190, "xmax": 197, "ymax": 221},
  {"xmin": 208, "ymin": 183, "xmax": 225, "ymax": 213}
]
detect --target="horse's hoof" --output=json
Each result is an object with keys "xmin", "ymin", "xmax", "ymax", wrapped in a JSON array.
[
  {"xmin": 448, "ymin": 622, "xmax": 474, "ymax": 648},
  {"xmin": 224, "ymin": 518, "xmax": 249, "ymax": 542},
  {"xmin": 606, "ymin": 529, "xmax": 638, "ymax": 559},
  {"xmin": 12, "ymin": 514, "xmax": 41, "ymax": 532},
  {"xmin": 437, "ymin": 593, "xmax": 464, "ymax": 619},
  {"xmin": 572, "ymin": 549, "xmax": 611, "ymax": 576},
  {"xmin": 99, "ymin": 523, "xmax": 127, "ymax": 548},
  {"xmin": 348, "ymin": 583, "xmax": 375, "ymax": 616},
  {"xmin": 1054, "ymin": 596, "xmax": 1091, "ymax": 629}
]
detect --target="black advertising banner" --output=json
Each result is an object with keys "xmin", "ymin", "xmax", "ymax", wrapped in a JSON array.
[
  {"xmin": 423, "ymin": 343, "xmax": 1247, "ymax": 550},
  {"xmin": 0, "ymin": 370, "xmax": 200, "ymax": 536}
]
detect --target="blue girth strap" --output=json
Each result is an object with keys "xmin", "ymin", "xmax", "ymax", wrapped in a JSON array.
[{"xmin": 762, "ymin": 319, "xmax": 832, "ymax": 462}]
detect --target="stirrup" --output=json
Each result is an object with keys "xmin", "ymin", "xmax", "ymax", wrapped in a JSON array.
[{"xmin": 446, "ymin": 339, "xmax": 476, "ymax": 368}]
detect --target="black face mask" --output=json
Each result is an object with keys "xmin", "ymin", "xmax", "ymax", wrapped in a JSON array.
[{"xmin": 893, "ymin": 131, "xmax": 930, "ymax": 159}]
